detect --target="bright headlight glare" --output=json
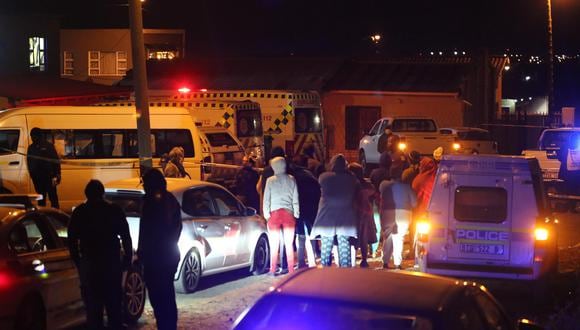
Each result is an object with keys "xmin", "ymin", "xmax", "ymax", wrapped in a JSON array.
[
  {"xmin": 534, "ymin": 228, "xmax": 549, "ymax": 241},
  {"xmin": 416, "ymin": 221, "xmax": 430, "ymax": 235},
  {"xmin": 453, "ymin": 143, "xmax": 461, "ymax": 150},
  {"xmin": 398, "ymin": 142, "xmax": 407, "ymax": 151}
]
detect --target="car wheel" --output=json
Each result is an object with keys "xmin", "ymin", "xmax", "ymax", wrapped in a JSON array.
[
  {"xmin": 175, "ymin": 249, "xmax": 201, "ymax": 294},
  {"xmin": 359, "ymin": 150, "xmax": 369, "ymax": 176},
  {"xmin": 252, "ymin": 236, "xmax": 269, "ymax": 275},
  {"xmin": 123, "ymin": 265, "xmax": 146, "ymax": 324},
  {"xmin": 15, "ymin": 295, "xmax": 46, "ymax": 330}
]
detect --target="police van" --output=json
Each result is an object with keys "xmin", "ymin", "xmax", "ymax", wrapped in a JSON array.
[
  {"xmin": 0, "ymin": 105, "xmax": 245, "ymax": 211},
  {"xmin": 416, "ymin": 154, "xmax": 558, "ymax": 284}
]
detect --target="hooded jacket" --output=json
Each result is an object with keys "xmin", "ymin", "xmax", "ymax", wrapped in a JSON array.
[
  {"xmin": 311, "ymin": 154, "xmax": 359, "ymax": 238},
  {"xmin": 263, "ymin": 157, "xmax": 300, "ymax": 220}
]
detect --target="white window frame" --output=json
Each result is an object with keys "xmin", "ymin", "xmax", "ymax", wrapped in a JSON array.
[
  {"xmin": 63, "ymin": 51, "xmax": 74, "ymax": 76},
  {"xmin": 88, "ymin": 51, "xmax": 128, "ymax": 76},
  {"xmin": 28, "ymin": 37, "xmax": 46, "ymax": 72}
]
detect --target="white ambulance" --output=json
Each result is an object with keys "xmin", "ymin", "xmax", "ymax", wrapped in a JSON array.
[
  {"xmin": 0, "ymin": 105, "xmax": 244, "ymax": 211},
  {"xmin": 171, "ymin": 90, "xmax": 325, "ymax": 162},
  {"xmin": 416, "ymin": 155, "xmax": 558, "ymax": 285}
]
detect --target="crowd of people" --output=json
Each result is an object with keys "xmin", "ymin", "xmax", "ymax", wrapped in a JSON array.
[{"xmin": 235, "ymin": 140, "xmax": 443, "ymax": 274}]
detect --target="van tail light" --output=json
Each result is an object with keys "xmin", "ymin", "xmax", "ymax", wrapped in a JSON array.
[
  {"xmin": 416, "ymin": 220, "xmax": 431, "ymax": 243},
  {"xmin": 534, "ymin": 228, "xmax": 549, "ymax": 241}
]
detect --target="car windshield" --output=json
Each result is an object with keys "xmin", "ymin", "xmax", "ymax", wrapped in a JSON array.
[
  {"xmin": 391, "ymin": 119, "xmax": 437, "ymax": 133},
  {"xmin": 236, "ymin": 295, "xmax": 433, "ymax": 330},
  {"xmin": 540, "ymin": 130, "xmax": 580, "ymax": 150},
  {"xmin": 105, "ymin": 193, "xmax": 143, "ymax": 217},
  {"xmin": 295, "ymin": 108, "xmax": 323, "ymax": 133}
]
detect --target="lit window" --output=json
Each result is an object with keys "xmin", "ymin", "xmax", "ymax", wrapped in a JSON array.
[
  {"xmin": 88, "ymin": 51, "xmax": 128, "ymax": 76},
  {"xmin": 63, "ymin": 51, "xmax": 74, "ymax": 75},
  {"xmin": 29, "ymin": 37, "xmax": 45, "ymax": 71}
]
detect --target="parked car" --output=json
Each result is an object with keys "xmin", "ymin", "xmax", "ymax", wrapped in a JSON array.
[
  {"xmin": 359, "ymin": 117, "xmax": 455, "ymax": 172},
  {"xmin": 104, "ymin": 178, "xmax": 270, "ymax": 294},
  {"xmin": 233, "ymin": 267, "xmax": 540, "ymax": 330},
  {"xmin": 0, "ymin": 195, "xmax": 146, "ymax": 329},
  {"xmin": 416, "ymin": 155, "xmax": 558, "ymax": 299},
  {"xmin": 439, "ymin": 127, "xmax": 498, "ymax": 154}
]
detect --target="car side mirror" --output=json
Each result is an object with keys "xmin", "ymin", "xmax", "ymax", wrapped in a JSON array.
[
  {"xmin": 245, "ymin": 207, "xmax": 257, "ymax": 216},
  {"xmin": 517, "ymin": 319, "xmax": 544, "ymax": 330}
]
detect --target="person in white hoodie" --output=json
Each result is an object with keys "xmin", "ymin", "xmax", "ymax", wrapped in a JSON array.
[{"xmin": 263, "ymin": 156, "xmax": 300, "ymax": 275}]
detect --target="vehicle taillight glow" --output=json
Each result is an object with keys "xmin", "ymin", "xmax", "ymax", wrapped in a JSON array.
[
  {"xmin": 534, "ymin": 228, "xmax": 549, "ymax": 241},
  {"xmin": 452, "ymin": 143, "xmax": 461, "ymax": 151},
  {"xmin": 416, "ymin": 221, "xmax": 430, "ymax": 235},
  {"xmin": 398, "ymin": 142, "xmax": 407, "ymax": 151},
  {"xmin": 178, "ymin": 87, "xmax": 191, "ymax": 94},
  {"xmin": 0, "ymin": 271, "xmax": 11, "ymax": 290}
]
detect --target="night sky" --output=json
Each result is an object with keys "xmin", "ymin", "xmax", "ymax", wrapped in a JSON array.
[{"xmin": 3, "ymin": 0, "xmax": 580, "ymax": 56}]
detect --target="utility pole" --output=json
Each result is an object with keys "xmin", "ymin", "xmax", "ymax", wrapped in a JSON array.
[
  {"xmin": 546, "ymin": 0, "xmax": 557, "ymax": 127},
  {"xmin": 128, "ymin": 0, "xmax": 153, "ymax": 175}
]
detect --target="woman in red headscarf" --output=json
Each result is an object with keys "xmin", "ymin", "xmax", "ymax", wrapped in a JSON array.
[{"xmin": 411, "ymin": 157, "xmax": 438, "ymax": 216}]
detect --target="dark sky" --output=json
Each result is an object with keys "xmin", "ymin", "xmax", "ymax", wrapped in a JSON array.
[{"xmin": 3, "ymin": 0, "xmax": 580, "ymax": 56}]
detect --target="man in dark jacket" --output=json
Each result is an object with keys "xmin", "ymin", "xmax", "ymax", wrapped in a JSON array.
[
  {"xmin": 139, "ymin": 169, "xmax": 182, "ymax": 330},
  {"xmin": 26, "ymin": 127, "xmax": 61, "ymax": 208},
  {"xmin": 68, "ymin": 180, "xmax": 132, "ymax": 329},
  {"xmin": 234, "ymin": 155, "xmax": 260, "ymax": 211},
  {"xmin": 288, "ymin": 158, "xmax": 321, "ymax": 268},
  {"xmin": 370, "ymin": 152, "xmax": 393, "ymax": 190}
]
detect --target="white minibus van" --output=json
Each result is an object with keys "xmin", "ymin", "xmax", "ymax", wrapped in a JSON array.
[
  {"xmin": 0, "ymin": 105, "xmax": 241, "ymax": 211},
  {"xmin": 416, "ymin": 155, "xmax": 558, "ymax": 286}
]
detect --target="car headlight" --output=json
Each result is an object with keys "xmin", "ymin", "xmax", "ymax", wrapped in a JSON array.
[
  {"xmin": 398, "ymin": 142, "xmax": 407, "ymax": 151},
  {"xmin": 452, "ymin": 143, "xmax": 461, "ymax": 151},
  {"xmin": 416, "ymin": 221, "xmax": 430, "ymax": 235}
]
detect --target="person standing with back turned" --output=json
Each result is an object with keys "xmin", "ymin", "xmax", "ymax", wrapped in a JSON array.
[
  {"xmin": 68, "ymin": 180, "xmax": 132, "ymax": 329},
  {"xmin": 138, "ymin": 169, "xmax": 182, "ymax": 330},
  {"xmin": 26, "ymin": 127, "xmax": 61, "ymax": 208}
]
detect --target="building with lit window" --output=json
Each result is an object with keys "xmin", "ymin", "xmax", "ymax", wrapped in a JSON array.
[{"xmin": 60, "ymin": 29, "xmax": 185, "ymax": 86}]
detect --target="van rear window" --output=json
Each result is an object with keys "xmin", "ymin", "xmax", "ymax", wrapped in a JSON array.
[{"xmin": 454, "ymin": 187, "xmax": 507, "ymax": 223}]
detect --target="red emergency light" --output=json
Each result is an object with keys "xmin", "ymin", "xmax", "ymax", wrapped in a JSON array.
[{"xmin": 178, "ymin": 87, "xmax": 191, "ymax": 94}]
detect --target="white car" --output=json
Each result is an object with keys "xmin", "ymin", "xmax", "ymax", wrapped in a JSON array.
[
  {"xmin": 359, "ymin": 117, "xmax": 455, "ymax": 172},
  {"xmin": 439, "ymin": 127, "xmax": 498, "ymax": 154},
  {"xmin": 104, "ymin": 178, "xmax": 269, "ymax": 293}
]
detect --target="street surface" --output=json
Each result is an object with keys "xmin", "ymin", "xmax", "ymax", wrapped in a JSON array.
[{"xmin": 127, "ymin": 212, "xmax": 580, "ymax": 330}]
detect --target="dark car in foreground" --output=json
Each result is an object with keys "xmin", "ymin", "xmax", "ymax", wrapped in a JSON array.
[
  {"xmin": 0, "ymin": 195, "xmax": 145, "ymax": 329},
  {"xmin": 233, "ymin": 267, "xmax": 541, "ymax": 330}
]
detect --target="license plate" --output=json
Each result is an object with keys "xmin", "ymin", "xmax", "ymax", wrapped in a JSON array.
[
  {"xmin": 459, "ymin": 244, "xmax": 505, "ymax": 255},
  {"xmin": 542, "ymin": 171, "xmax": 559, "ymax": 180}
]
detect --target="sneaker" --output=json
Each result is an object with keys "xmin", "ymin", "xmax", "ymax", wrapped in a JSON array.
[{"xmin": 275, "ymin": 268, "xmax": 289, "ymax": 276}]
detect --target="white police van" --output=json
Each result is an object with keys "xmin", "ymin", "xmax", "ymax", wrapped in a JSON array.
[{"xmin": 416, "ymin": 155, "xmax": 558, "ymax": 284}]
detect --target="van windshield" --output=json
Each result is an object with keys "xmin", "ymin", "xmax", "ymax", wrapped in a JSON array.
[
  {"xmin": 205, "ymin": 133, "xmax": 238, "ymax": 147},
  {"xmin": 237, "ymin": 110, "xmax": 263, "ymax": 138},
  {"xmin": 295, "ymin": 108, "xmax": 322, "ymax": 133},
  {"xmin": 454, "ymin": 187, "xmax": 507, "ymax": 223}
]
